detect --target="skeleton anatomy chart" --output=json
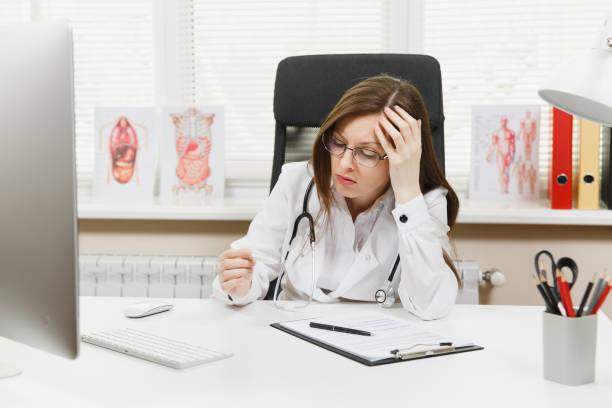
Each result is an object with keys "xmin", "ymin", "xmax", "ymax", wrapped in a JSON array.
[
  {"xmin": 470, "ymin": 105, "xmax": 540, "ymax": 202},
  {"xmin": 160, "ymin": 107, "xmax": 224, "ymax": 204},
  {"xmin": 93, "ymin": 107, "xmax": 156, "ymax": 203}
]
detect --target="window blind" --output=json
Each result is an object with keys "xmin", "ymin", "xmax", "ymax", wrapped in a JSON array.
[
  {"xmin": 33, "ymin": 0, "xmax": 156, "ymax": 194},
  {"xmin": 11, "ymin": 1, "xmax": 603, "ymax": 202},
  {"xmin": 179, "ymin": 0, "xmax": 390, "ymax": 197},
  {"xmin": 0, "ymin": 1, "xmax": 29, "ymax": 24},
  {"xmin": 422, "ymin": 0, "xmax": 611, "ymax": 196},
  {"xmin": 0, "ymin": 0, "xmax": 156, "ymax": 195}
]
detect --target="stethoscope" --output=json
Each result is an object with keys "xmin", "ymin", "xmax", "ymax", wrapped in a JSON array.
[
  {"xmin": 374, "ymin": 255, "xmax": 400, "ymax": 308},
  {"xmin": 272, "ymin": 179, "xmax": 317, "ymax": 311},
  {"xmin": 273, "ymin": 178, "xmax": 400, "ymax": 309}
]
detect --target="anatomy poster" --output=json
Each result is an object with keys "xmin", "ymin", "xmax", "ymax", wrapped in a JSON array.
[
  {"xmin": 93, "ymin": 108, "xmax": 156, "ymax": 203},
  {"xmin": 160, "ymin": 107, "xmax": 224, "ymax": 205},
  {"xmin": 470, "ymin": 105, "xmax": 540, "ymax": 202}
]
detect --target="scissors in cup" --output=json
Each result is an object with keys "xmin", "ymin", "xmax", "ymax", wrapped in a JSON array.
[{"xmin": 534, "ymin": 250, "xmax": 578, "ymax": 309}]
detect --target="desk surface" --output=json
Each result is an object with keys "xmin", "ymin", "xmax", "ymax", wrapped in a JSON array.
[{"xmin": 1, "ymin": 298, "xmax": 611, "ymax": 407}]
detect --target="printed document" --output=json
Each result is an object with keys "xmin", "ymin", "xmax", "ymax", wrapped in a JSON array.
[{"xmin": 278, "ymin": 311, "xmax": 473, "ymax": 362}]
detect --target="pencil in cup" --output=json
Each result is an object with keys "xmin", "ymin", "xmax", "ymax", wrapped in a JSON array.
[
  {"xmin": 538, "ymin": 258, "xmax": 562, "ymax": 305},
  {"xmin": 590, "ymin": 276, "xmax": 611, "ymax": 315},
  {"xmin": 537, "ymin": 274, "xmax": 564, "ymax": 316},
  {"xmin": 561, "ymin": 270, "xmax": 575, "ymax": 317},
  {"xmin": 575, "ymin": 274, "xmax": 595, "ymax": 318},
  {"xmin": 584, "ymin": 273, "xmax": 608, "ymax": 316},
  {"xmin": 555, "ymin": 269, "xmax": 575, "ymax": 317},
  {"xmin": 532, "ymin": 274, "xmax": 561, "ymax": 315}
]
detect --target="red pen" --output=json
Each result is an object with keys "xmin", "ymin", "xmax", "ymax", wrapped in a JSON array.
[
  {"xmin": 556, "ymin": 269, "xmax": 574, "ymax": 317},
  {"xmin": 590, "ymin": 277, "xmax": 611, "ymax": 315},
  {"xmin": 561, "ymin": 271, "xmax": 575, "ymax": 317},
  {"xmin": 555, "ymin": 269, "xmax": 568, "ymax": 315}
]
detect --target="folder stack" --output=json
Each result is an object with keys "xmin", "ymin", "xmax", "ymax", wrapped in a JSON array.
[
  {"xmin": 549, "ymin": 108, "xmax": 573, "ymax": 209},
  {"xmin": 547, "ymin": 106, "xmax": 609, "ymax": 210},
  {"xmin": 601, "ymin": 127, "xmax": 612, "ymax": 209},
  {"xmin": 577, "ymin": 119, "xmax": 601, "ymax": 210}
]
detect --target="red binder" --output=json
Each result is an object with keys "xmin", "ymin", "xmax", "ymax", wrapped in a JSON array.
[{"xmin": 549, "ymin": 108, "xmax": 573, "ymax": 209}]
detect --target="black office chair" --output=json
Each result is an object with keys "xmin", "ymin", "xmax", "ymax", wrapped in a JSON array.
[{"xmin": 265, "ymin": 53, "xmax": 446, "ymax": 300}]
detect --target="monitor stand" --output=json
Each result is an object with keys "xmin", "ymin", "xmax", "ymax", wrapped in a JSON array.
[{"xmin": 0, "ymin": 362, "xmax": 22, "ymax": 379}]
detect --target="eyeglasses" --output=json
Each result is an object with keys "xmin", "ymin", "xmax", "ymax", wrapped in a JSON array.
[{"xmin": 322, "ymin": 132, "xmax": 388, "ymax": 168}]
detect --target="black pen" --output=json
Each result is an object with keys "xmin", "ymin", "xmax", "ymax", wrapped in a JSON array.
[
  {"xmin": 309, "ymin": 322, "xmax": 372, "ymax": 336},
  {"xmin": 576, "ymin": 273, "xmax": 595, "ymax": 317}
]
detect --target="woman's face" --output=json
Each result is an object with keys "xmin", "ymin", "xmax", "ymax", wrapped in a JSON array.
[{"xmin": 329, "ymin": 112, "xmax": 390, "ymax": 205}]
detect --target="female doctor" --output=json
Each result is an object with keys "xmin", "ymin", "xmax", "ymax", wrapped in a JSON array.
[{"xmin": 213, "ymin": 74, "xmax": 461, "ymax": 320}]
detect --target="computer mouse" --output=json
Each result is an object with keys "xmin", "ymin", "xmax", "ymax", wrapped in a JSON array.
[{"xmin": 123, "ymin": 300, "xmax": 174, "ymax": 318}]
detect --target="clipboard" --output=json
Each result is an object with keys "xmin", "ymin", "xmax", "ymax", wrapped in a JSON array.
[{"xmin": 271, "ymin": 322, "xmax": 484, "ymax": 367}]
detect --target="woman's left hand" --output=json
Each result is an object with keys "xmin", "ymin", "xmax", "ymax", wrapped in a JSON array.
[{"xmin": 374, "ymin": 105, "xmax": 422, "ymax": 204}]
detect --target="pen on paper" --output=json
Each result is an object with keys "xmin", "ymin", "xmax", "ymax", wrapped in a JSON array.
[{"xmin": 309, "ymin": 322, "xmax": 372, "ymax": 336}]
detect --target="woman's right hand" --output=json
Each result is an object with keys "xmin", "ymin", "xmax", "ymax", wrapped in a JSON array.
[{"xmin": 216, "ymin": 248, "xmax": 255, "ymax": 298}]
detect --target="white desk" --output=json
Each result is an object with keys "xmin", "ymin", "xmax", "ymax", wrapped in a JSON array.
[{"xmin": 1, "ymin": 298, "xmax": 611, "ymax": 407}]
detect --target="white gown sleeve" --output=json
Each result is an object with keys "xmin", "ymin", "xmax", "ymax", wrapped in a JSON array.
[
  {"xmin": 212, "ymin": 165, "xmax": 294, "ymax": 306},
  {"xmin": 391, "ymin": 189, "xmax": 458, "ymax": 320}
]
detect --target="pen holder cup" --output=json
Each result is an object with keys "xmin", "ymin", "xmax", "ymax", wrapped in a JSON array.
[{"xmin": 542, "ymin": 311, "xmax": 597, "ymax": 386}]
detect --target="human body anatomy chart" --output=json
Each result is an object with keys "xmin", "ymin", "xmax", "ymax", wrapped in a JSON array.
[
  {"xmin": 93, "ymin": 107, "xmax": 156, "ymax": 203},
  {"xmin": 470, "ymin": 106, "xmax": 540, "ymax": 202},
  {"xmin": 160, "ymin": 107, "xmax": 224, "ymax": 204}
]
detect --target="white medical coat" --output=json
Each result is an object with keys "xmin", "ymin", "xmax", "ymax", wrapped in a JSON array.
[{"xmin": 212, "ymin": 161, "xmax": 458, "ymax": 320}]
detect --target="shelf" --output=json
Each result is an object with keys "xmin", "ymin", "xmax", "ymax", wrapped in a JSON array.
[
  {"xmin": 77, "ymin": 197, "xmax": 266, "ymax": 221},
  {"xmin": 457, "ymin": 199, "xmax": 612, "ymax": 226},
  {"xmin": 78, "ymin": 197, "xmax": 612, "ymax": 225}
]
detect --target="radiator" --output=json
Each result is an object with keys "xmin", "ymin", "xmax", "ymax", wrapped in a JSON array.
[
  {"xmin": 79, "ymin": 255, "xmax": 218, "ymax": 299},
  {"xmin": 78, "ymin": 255, "xmax": 488, "ymax": 304}
]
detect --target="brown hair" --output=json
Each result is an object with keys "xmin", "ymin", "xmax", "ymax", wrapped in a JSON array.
[{"xmin": 310, "ymin": 74, "xmax": 461, "ymax": 288}]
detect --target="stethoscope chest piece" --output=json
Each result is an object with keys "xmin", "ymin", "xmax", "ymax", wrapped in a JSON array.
[
  {"xmin": 375, "ymin": 289, "xmax": 387, "ymax": 303},
  {"xmin": 375, "ymin": 255, "xmax": 401, "ymax": 308},
  {"xmin": 375, "ymin": 282, "xmax": 396, "ymax": 308}
]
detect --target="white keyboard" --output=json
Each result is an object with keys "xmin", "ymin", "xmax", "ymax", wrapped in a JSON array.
[{"xmin": 82, "ymin": 328, "xmax": 232, "ymax": 369}]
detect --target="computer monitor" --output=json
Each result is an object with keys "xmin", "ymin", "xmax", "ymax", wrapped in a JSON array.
[{"xmin": 0, "ymin": 20, "xmax": 79, "ymax": 378}]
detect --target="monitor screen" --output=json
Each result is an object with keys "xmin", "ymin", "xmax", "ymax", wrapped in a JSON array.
[{"xmin": 0, "ymin": 20, "xmax": 79, "ymax": 375}]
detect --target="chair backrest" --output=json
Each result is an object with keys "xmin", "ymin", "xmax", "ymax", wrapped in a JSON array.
[
  {"xmin": 271, "ymin": 53, "xmax": 446, "ymax": 192},
  {"xmin": 265, "ymin": 54, "xmax": 446, "ymax": 301}
]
